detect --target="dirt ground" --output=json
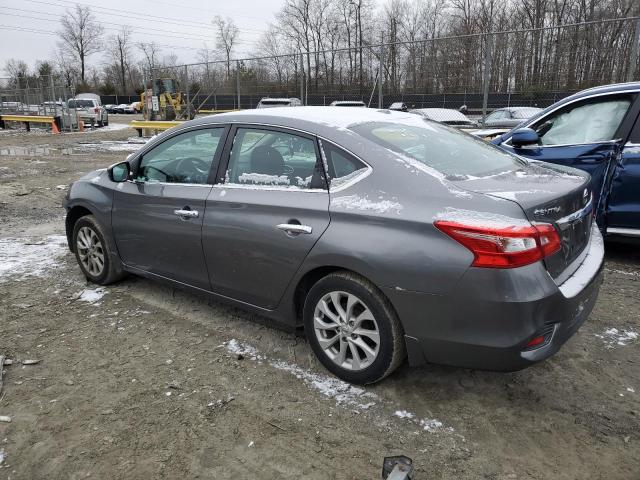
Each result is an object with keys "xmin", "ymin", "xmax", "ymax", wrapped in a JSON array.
[{"xmin": 0, "ymin": 118, "xmax": 638, "ymax": 480}]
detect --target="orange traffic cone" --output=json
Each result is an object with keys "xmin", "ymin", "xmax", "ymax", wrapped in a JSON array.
[{"xmin": 51, "ymin": 120, "xmax": 60, "ymax": 134}]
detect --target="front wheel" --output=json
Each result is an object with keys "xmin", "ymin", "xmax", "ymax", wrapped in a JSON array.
[
  {"xmin": 72, "ymin": 215, "xmax": 125, "ymax": 285},
  {"xmin": 303, "ymin": 271, "xmax": 406, "ymax": 384}
]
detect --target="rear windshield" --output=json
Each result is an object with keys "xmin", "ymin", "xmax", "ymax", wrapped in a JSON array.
[
  {"xmin": 350, "ymin": 121, "xmax": 524, "ymax": 177},
  {"xmin": 68, "ymin": 99, "xmax": 94, "ymax": 108},
  {"xmin": 260, "ymin": 100, "xmax": 290, "ymax": 105},
  {"xmin": 513, "ymin": 108, "xmax": 541, "ymax": 119}
]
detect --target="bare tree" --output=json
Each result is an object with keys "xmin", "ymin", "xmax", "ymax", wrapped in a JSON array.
[
  {"xmin": 107, "ymin": 26, "xmax": 132, "ymax": 94},
  {"xmin": 57, "ymin": 4, "xmax": 104, "ymax": 84},
  {"xmin": 213, "ymin": 15, "xmax": 239, "ymax": 81},
  {"xmin": 138, "ymin": 42, "xmax": 161, "ymax": 79}
]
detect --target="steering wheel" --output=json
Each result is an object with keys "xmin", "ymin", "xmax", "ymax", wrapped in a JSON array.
[{"xmin": 176, "ymin": 157, "xmax": 209, "ymax": 173}]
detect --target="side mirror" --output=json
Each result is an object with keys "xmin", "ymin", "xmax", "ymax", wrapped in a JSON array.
[
  {"xmin": 108, "ymin": 161, "xmax": 130, "ymax": 182},
  {"xmin": 511, "ymin": 128, "xmax": 540, "ymax": 148}
]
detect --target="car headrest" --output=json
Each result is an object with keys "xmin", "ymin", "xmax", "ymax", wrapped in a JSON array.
[{"xmin": 250, "ymin": 146, "xmax": 285, "ymax": 176}]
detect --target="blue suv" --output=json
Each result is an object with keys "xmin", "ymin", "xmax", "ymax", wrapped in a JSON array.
[{"xmin": 493, "ymin": 82, "xmax": 640, "ymax": 241}]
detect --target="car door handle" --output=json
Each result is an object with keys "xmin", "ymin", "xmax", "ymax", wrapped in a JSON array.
[
  {"xmin": 276, "ymin": 223, "xmax": 313, "ymax": 235},
  {"xmin": 174, "ymin": 209, "xmax": 199, "ymax": 219}
]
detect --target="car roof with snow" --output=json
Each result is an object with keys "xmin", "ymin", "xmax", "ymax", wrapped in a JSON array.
[{"xmin": 192, "ymin": 106, "xmax": 423, "ymax": 131}]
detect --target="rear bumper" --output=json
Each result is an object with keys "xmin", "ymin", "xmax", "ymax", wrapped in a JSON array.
[{"xmin": 387, "ymin": 225, "xmax": 605, "ymax": 371}]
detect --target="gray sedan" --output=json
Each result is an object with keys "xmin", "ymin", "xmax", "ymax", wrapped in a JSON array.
[{"xmin": 64, "ymin": 107, "xmax": 604, "ymax": 384}]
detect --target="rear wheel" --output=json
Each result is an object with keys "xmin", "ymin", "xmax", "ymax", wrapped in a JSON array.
[
  {"xmin": 72, "ymin": 215, "xmax": 125, "ymax": 285},
  {"xmin": 303, "ymin": 271, "xmax": 405, "ymax": 384}
]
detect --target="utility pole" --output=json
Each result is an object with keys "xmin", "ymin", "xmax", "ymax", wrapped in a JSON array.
[
  {"xmin": 627, "ymin": 18, "xmax": 640, "ymax": 82},
  {"xmin": 482, "ymin": 33, "xmax": 493, "ymax": 124},
  {"xmin": 378, "ymin": 32, "xmax": 384, "ymax": 109},
  {"xmin": 236, "ymin": 60, "xmax": 241, "ymax": 109}
]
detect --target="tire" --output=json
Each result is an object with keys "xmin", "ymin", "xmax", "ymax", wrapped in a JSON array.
[
  {"xmin": 97, "ymin": 119, "xmax": 104, "ymax": 128},
  {"xmin": 72, "ymin": 215, "xmax": 125, "ymax": 285},
  {"xmin": 104, "ymin": 114, "xmax": 109, "ymax": 126},
  {"xmin": 303, "ymin": 271, "xmax": 406, "ymax": 384}
]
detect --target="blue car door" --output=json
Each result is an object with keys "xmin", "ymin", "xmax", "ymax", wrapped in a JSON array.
[
  {"xmin": 606, "ymin": 115, "xmax": 640, "ymax": 237},
  {"xmin": 498, "ymin": 92, "xmax": 638, "ymax": 225}
]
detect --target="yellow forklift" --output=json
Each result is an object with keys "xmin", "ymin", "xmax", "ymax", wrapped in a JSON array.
[{"xmin": 141, "ymin": 78, "xmax": 195, "ymax": 121}]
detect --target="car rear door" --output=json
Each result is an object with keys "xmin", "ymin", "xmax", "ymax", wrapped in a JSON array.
[
  {"xmin": 112, "ymin": 126, "xmax": 228, "ymax": 290},
  {"xmin": 202, "ymin": 125, "xmax": 330, "ymax": 309},
  {"xmin": 500, "ymin": 92, "xmax": 638, "ymax": 224}
]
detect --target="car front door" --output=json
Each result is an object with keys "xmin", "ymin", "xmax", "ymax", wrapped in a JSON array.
[
  {"xmin": 500, "ymin": 93, "xmax": 638, "ymax": 223},
  {"xmin": 202, "ymin": 125, "xmax": 330, "ymax": 309},
  {"xmin": 606, "ymin": 115, "xmax": 640, "ymax": 236},
  {"xmin": 112, "ymin": 126, "xmax": 228, "ymax": 290}
]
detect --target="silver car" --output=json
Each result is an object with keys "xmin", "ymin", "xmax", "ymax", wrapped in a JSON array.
[
  {"xmin": 483, "ymin": 106, "xmax": 543, "ymax": 128},
  {"xmin": 64, "ymin": 107, "xmax": 603, "ymax": 384}
]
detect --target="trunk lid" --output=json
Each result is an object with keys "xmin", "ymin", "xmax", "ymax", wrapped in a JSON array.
[{"xmin": 451, "ymin": 161, "xmax": 593, "ymax": 279}]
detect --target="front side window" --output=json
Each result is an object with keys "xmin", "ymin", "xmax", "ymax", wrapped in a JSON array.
[
  {"xmin": 533, "ymin": 96, "xmax": 632, "ymax": 146},
  {"xmin": 351, "ymin": 121, "xmax": 523, "ymax": 178},
  {"xmin": 137, "ymin": 128, "xmax": 224, "ymax": 184},
  {"xmin": 225, "ymin": 128, "xmax": 325, "ymax": 189}
]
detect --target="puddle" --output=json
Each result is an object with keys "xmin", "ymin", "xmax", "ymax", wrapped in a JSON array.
[
  {"xmin": 0, "ymin": 146, "xmax": 76, "ymax": 156},
  {"xmin": 0, "ymin": 139, "xmax": 147, "ymax": 156}
]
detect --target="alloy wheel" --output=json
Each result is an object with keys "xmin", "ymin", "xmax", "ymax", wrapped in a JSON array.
[
  {"xmin": 76, "ymin": 226, "xmax": 105, "ymax": 277},
  {"xmin": 313, "ymin": 291, "xmax": 380, "ymax": 371}
]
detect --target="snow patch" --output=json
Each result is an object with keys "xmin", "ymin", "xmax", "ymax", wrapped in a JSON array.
[
  {"xmin": 595, "ymin": 327, "xmax": 639, "ymax": 348},
  {"xmin": 78, "ymin": 287, "xmax": 106, "ymax": 304},
  {"xmin": 225, "ymin": 339, "xmax": 265, "ymax": 362},
  {"xmin": 270, "ymin": 359, "xmax": 378, "ymax": 409},
  {"xmin": 224, "ymin": 339, "xmax": 377, "ymax": 409},
  {"xmin": 99, "ymin": 123, "xmax": 132, "ymax": 132},
  {"xmin": 331, "ymin": 194, "xmax": 403, "ymax": 214},
  {"xmin": 434, "ymin": 207, "xmax": 531, "ymax": 228},
  {"xmin": 0, "ymin": 235, "xmax": 67, "ymax": 283},
  {"xmin": 237, "ymin": 173, "xmax": 290, "ymax": 186},
  {"xmin": 394, "ymin": 410, "xmax": 414, "ymax": 419},
  {"xmin": 0, "ymin": 448, "xmax": 4, "ymax": 465}
]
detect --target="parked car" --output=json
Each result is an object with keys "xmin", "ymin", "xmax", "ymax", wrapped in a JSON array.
[
  {"xmin": 68, "ymin": 93, "xmax": 108, "ymax": 127},
  {"xmin": 104, "ymin": 104, "xmax": 118, "ymax": 114},
  {"xmin": 493, "ymin": 82, "xmax": 640, "ymax": 240},
  {"xmin": 257, "ymin": 97, "xmax": 302, "ymax": 108},
  {"xmin": 410, "ymin": 108, "xmax": 478, "ymax": 128},
  {"xmin": 119, "ymin": 103, "xmax": 136, "ymax": 114},
  {"xmin": 330, "ymin": 100, "xmax": 366, "ymax": 107},
  {"xmin": 64, "ymin": 107, "xmax": 603, "ymax": 384},
  {"xmin": 388, "ymin": 102, "xmax": 409, "ymax": 112},
  {"xmin": 130, "ymin": 101, "xmax": 142, "ymax": 113},
  {"xmin": 483, "ymin": 107, "xmax": 543, "ymax": 128}
]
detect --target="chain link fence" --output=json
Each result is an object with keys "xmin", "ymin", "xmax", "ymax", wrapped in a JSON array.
[
  {"xmin": 145, "ymin": 17, "xmax": 640, "ymax": 118},
  {"xmin": 0, "ymin": 75, "xmax": 81, "ymax": 130}
]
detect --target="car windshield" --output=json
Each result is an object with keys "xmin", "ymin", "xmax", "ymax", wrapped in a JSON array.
[
  {"xmin": 68, "ymin": 99, "xmax": 94, "ymax": 108},
  {"xmin": 350, "ymin": 120, "xmax": 524, "ymax": 177}
]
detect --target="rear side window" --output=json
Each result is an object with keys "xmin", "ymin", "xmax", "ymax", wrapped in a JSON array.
[
  {"xmin": 351, "ymin": 121, "xmax": 522, "ymax": 177},
  {"xmin": 320, "ymin": 141, "xmax": 368, "ymax": 188},
  {"xmin": 225, "ymin": 127, "xmax": 326, "ymax": 189},
  {"xmin": 533, "ymin": 96, "xmax": 632, "ymax": 146}
]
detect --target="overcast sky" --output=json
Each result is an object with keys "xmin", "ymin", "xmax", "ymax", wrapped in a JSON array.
[{"xmin": 0, "ymin": 0, "xmax": 289, "ymax": 75}]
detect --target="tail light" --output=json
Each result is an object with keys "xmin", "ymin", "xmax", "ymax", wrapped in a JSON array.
[
  {"xmin": 94, "ymin": 107, "xmax": 100, "ymax": 113},
  {"xmin": 434, "ymin": 220, "xmax": 561, "ymax": 268}
]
